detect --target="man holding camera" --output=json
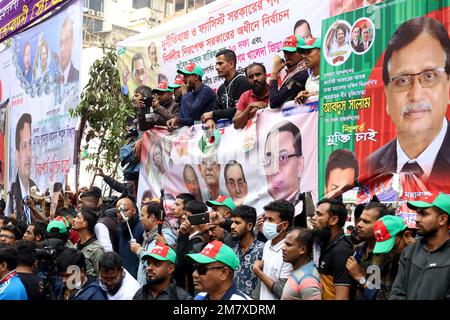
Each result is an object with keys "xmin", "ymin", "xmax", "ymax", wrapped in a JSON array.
[
  {"xmin": 134, "ymin": 82, "xmax": 179, "ymax": 131},
  {"xmin": 175, "ymin": 200, "xmax": 210, "ymax": 296}
]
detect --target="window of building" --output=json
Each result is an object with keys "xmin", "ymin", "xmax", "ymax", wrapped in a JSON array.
[
  {"xmin": 83, "ymin": 16, "xmax": 103, "ymax": 33},
  {"xmin": 175, "ymin": 0, "xmax": 185, "ymax": 12},
  {"xmin": 84, "ymin": 0, "xmax": 104, "ymax": 12},
  {"xmin": 132, "ymin": 0, "xmax": 151, "ymax": 9}
]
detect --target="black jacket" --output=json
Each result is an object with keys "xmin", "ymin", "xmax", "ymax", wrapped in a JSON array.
[
  {"xmin": 175, "ymin": 232, "xmax": 207, "ymax": 295},
  {"xmin": 212, "ymin": 73, "xmax": 252, "ymax": 121},
  {"xmin": 269, "ymin": 69, "xmax": 308, "ymax": 109},
  {"xmin": 138, "ymin": 98, "xmax": 179, "ymax": 130},
  {"xmin": 133, "ymin": 282, "xmax": 192, "ymax": 300}
]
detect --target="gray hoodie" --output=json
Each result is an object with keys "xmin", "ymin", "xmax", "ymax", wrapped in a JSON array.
[{"xmin": 390, "ymin": 238, "xmax": 450, "ymax": 300}]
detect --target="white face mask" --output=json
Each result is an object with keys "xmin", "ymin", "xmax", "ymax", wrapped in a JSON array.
[{"xmin": 263, "ymin": 221, "xmax": 283, "ymax": 240}]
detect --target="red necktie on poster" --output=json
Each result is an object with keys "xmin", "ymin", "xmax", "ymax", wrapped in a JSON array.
[{"xmin": 400, "ymin": 161, "xmax": 426, "ymax": 193}]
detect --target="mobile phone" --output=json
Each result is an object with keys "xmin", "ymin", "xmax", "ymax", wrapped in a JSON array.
[
  {"xmin": 143, "ymin": 96, "xmax": 153, "ymax": 107},
  {"xmin": 188, "ymin": 212, "xmax": 210, "ymax": 225}
]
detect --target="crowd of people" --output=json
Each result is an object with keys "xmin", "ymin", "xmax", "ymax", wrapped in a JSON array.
[
  {"xmin": 1, "ymin": 18, "xmax": 449, "ymax": 301},
  {"xmin": 1, "ymin": 182, "xmax": 449, "ymax": 300}
]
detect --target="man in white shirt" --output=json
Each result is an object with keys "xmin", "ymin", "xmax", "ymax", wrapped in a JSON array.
[
  {"xmin": 366, "ymin": 17, "xmax": 450, "ymax": 193},
  {"xmin": 98, "ymin": 251, "xmax": 140, "ymax": 300},
  {"xmin": 252, "ymin": 200, "xmax": 294, "ymax": 300},
  {"xmin": 295, "ymin": 37, "xmax": 321, "ymax": 104}
]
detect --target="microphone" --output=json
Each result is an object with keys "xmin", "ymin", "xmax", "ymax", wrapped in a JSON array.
[{"xmin": 158, "ymin": 189, "xmax": 165, "ymax": 235}]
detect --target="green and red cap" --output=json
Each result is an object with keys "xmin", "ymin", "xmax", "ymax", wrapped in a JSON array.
[
  {"xmin": 142, "ymin": 244, "xmax": 177, "ymax": 264},
  {"xmin": 407, "ymin": 192, "xmax": 450, "ymax": 215},
  {"xmin": 177, "ymin": 62, "xmax": 204, "ymax": 77},
  {"xmin": 373, "ymin": 215, "xmax": 407, "ymax": 254},
  {"xmin": 282, "ymin": 35, "xmax": 305, "ymax": 52},
  {"xmin": 299, "ymin": 37, "xmax": 321, "ymax": 50},
  {"xmin": 168, "ymin": 74, "xmax": 184, "ymax": 89},
  {"xmin": 206, "ymin": 195, "xmax": 235, "ymax": 211},
  {"xmin": 153, "ymin": 81, "xmax": 174, "ymax": 93},
  {"xmin": 46, "ymin": 219, "xmax": 67, "ymax": 234},
  {"xmin": 186, "ymin": 240, "xmax": 239, "ymax": 270}
]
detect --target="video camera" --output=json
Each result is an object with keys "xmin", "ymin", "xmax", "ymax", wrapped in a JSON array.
[
  {"xmin": 33, "ymin": 246, "xmax": 57, "ymax": 261},
  {"xmin": 34, "ymin": 239, "xmax": 64, "ymax": 300}
]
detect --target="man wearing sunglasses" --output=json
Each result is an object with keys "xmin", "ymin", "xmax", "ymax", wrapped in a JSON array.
[
  {"xmin": 366, "ymin": 17, "xmax": 450, "ymax": 192},
  {"xmin": 188, "ymin": 240, "xmax": 251, "ymax": 300},
  {"xmin": 133, "ymin": 244, "xmax": 192, "ymax": 300}
]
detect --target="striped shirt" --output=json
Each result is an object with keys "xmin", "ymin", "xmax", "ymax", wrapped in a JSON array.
[{"xmin": 281, "ymin": 261, "xmax": 322, "ymax": 300}]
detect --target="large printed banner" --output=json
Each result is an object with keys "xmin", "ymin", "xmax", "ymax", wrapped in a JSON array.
[
  {"xmin": 5, "ymin": 0, "xmax": 81, "ymax": 219},
  {"xmin": 117, "ymin": 0, "xmax": 329, "ymax": 93},
  {"xmin": 0, "ymin": 0, "xmax": 68, "ymax": 43},
  {"xmin": 319, "ymin": 0, "xmax": 450, "ymax": 227},
  {"xmin": 0, "ymin": 48, "xmax": 11, "ymax": 194},
  {"xmin": 138, "ymin": 104, "xmax": 318, "ymax": 220}
]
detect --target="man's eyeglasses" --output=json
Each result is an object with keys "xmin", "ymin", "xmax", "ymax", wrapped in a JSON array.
[
  {"xmin": 389, "ymin": 67, "xmax": 447, "ymax": 92},
  {"xmin": 194, "ymin": 265, "xmax": 226, "ymax": 275},
  {"xmin": 201, "ymin": 158, "xmax": 218, "ymax": 167},
  {"xmin": 262, "ymin": 151, "xmax": 301, "ymax": 168}
]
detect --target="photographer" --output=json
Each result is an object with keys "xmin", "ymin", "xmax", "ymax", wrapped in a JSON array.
[
  {"xmin": 175, "ymin": 200, "xmax": 209, "ymax": 296},
  {"xmin": 34, "ymin": 238, "xmax": 66, "ymax": 300},
  {"xmin": 15, "ymin": 240, "xmax": 44, "ymax": 300},
  {"xmin": 134, "ymin": 83, "xmax": 179, "ymax": 131}
]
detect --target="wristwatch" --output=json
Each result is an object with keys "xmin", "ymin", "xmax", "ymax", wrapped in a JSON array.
[{"xmin": 358, "ymin": 276, "xmax": 367, "ymax": 286}]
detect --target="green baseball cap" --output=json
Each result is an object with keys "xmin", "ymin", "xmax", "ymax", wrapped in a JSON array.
[
  {"xmin": 168, "ymin": 74, "xmax": 184, "ymax": 89},
  {"xmin": 282, "ymin": 35, "xmax": 305, "ymax": 52},
  {"xmin": 206, "ymin": 195, "xmax": 235, "ymax": 211},
  {"xmin": 299, "ymin": 37, "xmax": 321, "ymax": 50},
  {"xmin": 152, "ymin": 81, "xmax": 174, "ymax": 93},
  {"xmin": 373, "ymin": 215, "xmax": 407, "ymax": 254},
  {"xmin": 407, "ymin": 192, "xmax": 450, "ymax": 215},
  {"xmin": 142, "ymin": 244, "xmax": 177, "ymax": 264},
  {"xmin": 46, "ymin": 220, "xmax": 67, "ymax": 234},
  {"xmin": 177, "ymin": 62, "xmax": 204, "ymax": 77},
  {"xmin": 187, "ymin": 240, "xmax": 240, "ymax": 270}
]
